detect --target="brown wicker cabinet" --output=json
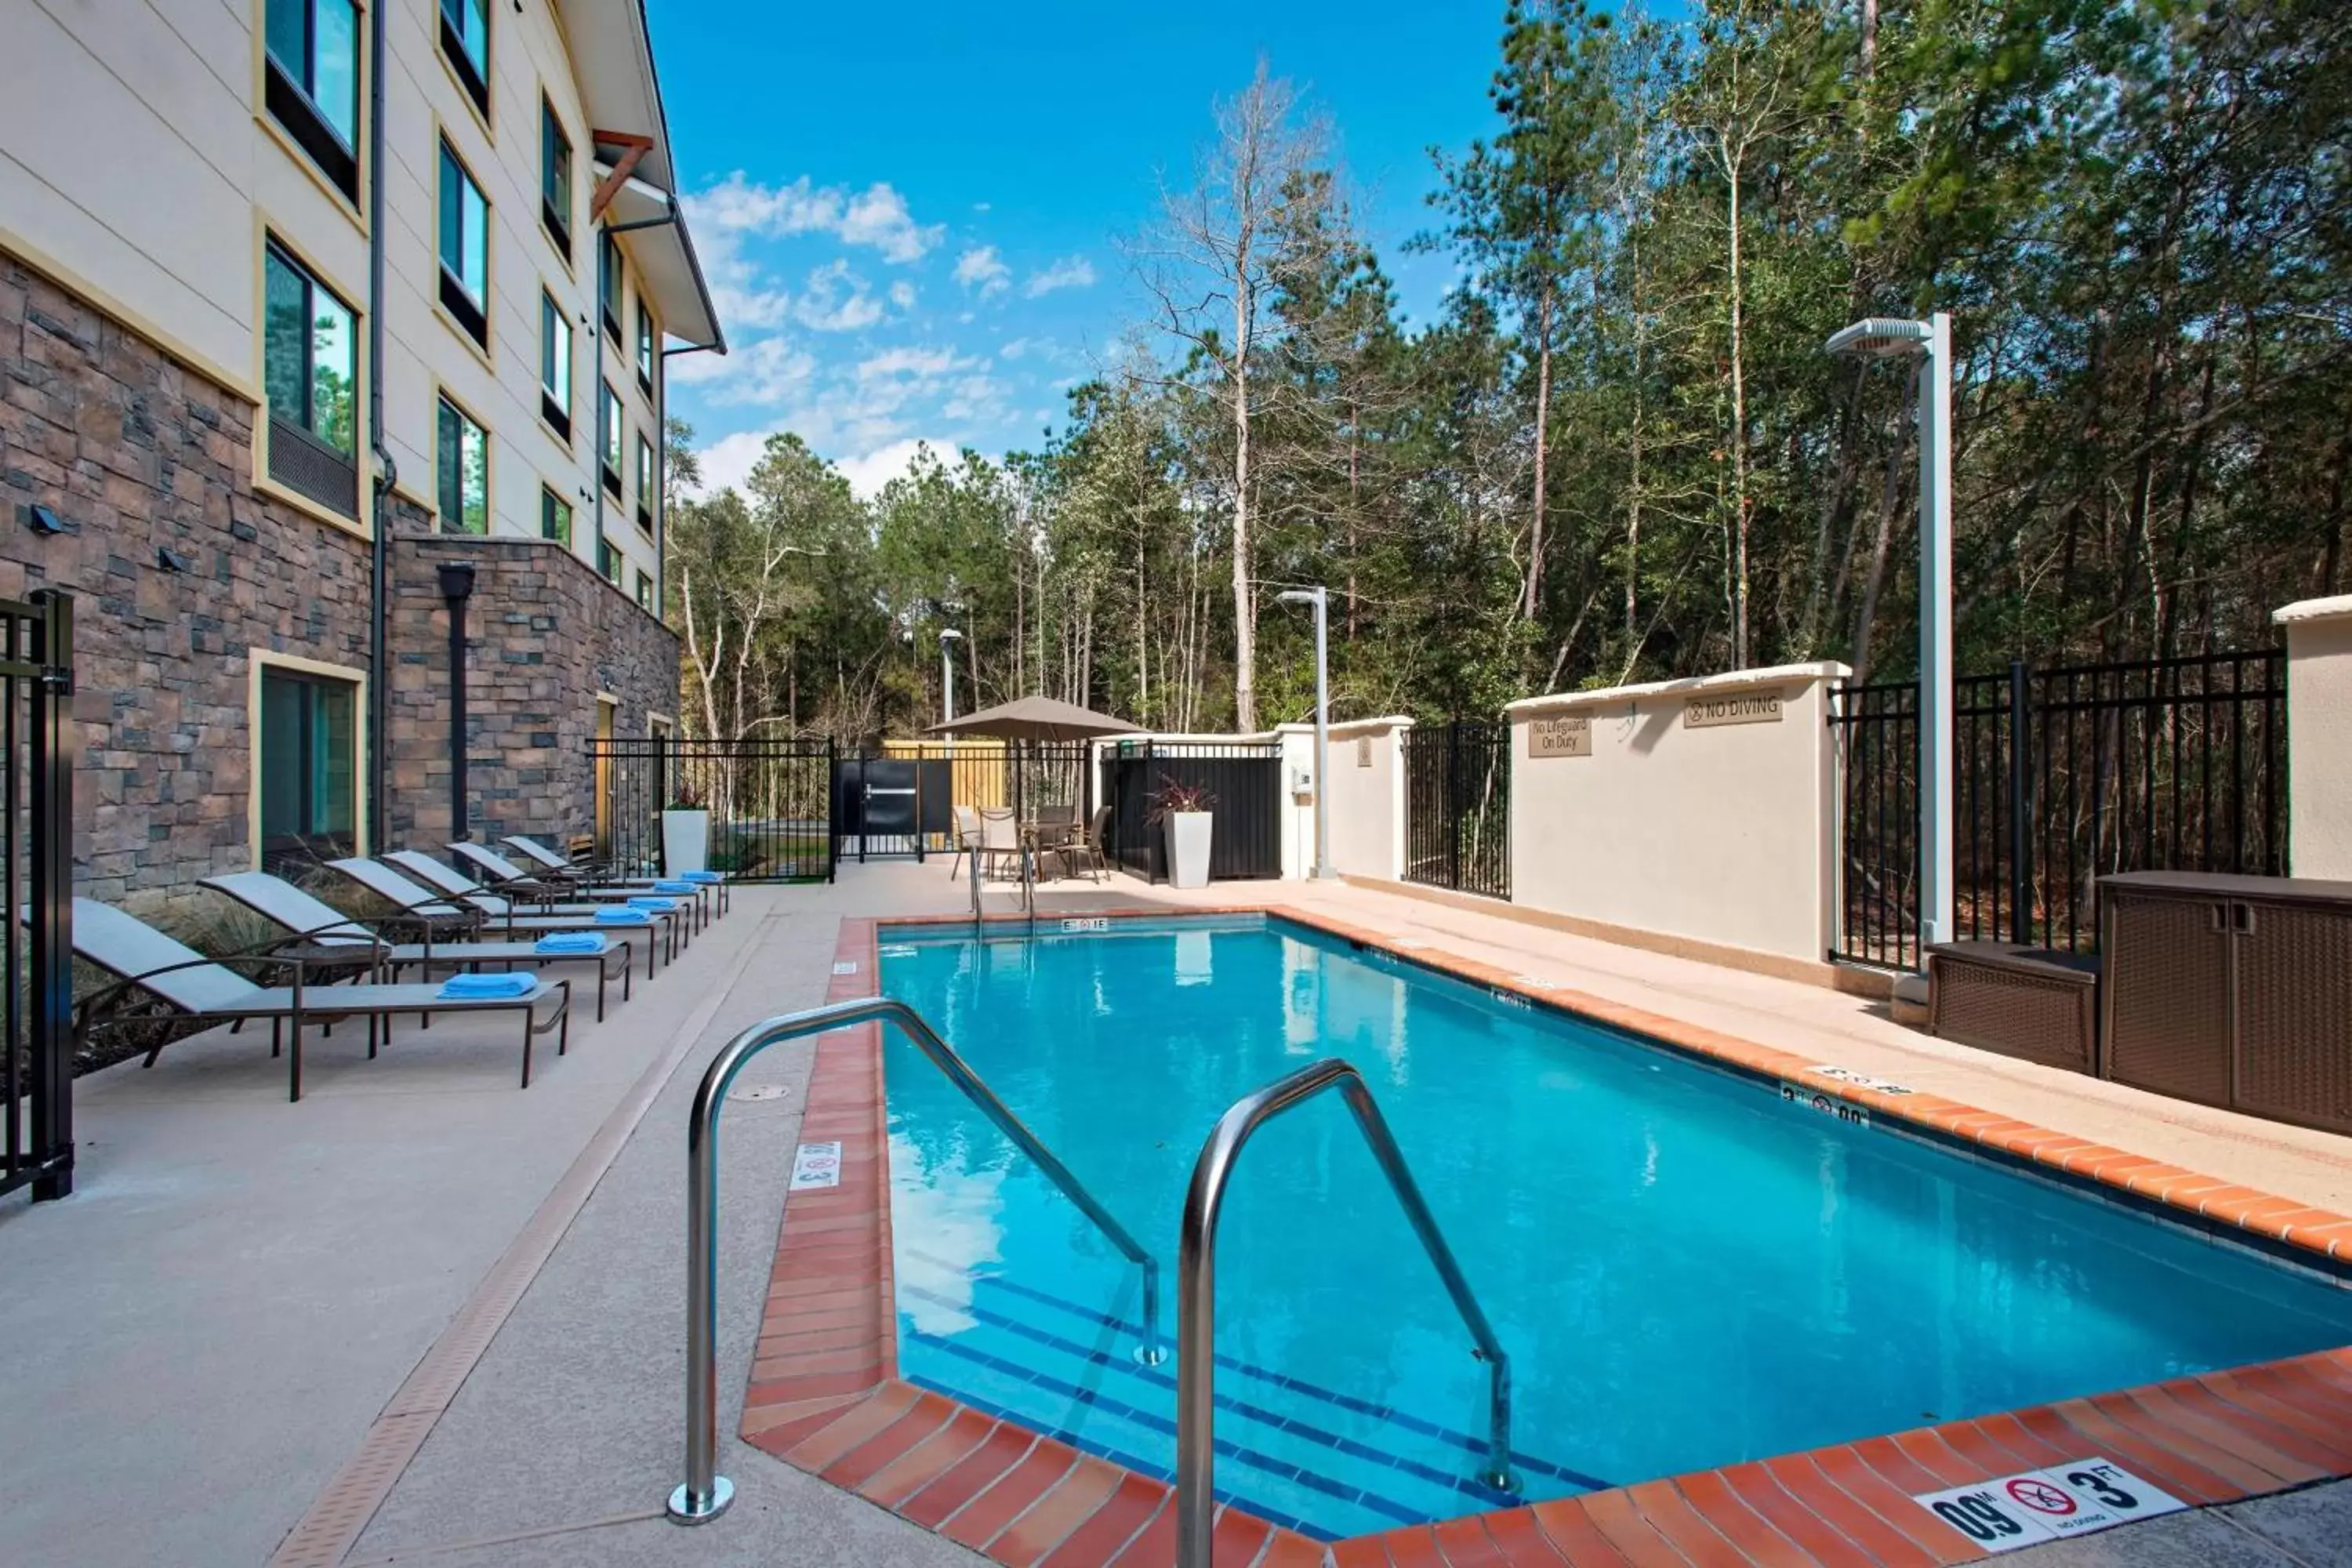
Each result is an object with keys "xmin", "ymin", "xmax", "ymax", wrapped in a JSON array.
[{"xmin": 2101, "ymin": 871, "xmax": 2352, "ymax": 1134}]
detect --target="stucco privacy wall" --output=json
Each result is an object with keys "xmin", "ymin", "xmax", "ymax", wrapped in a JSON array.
[
  {"xmin": 1508, "ymin": 662, "xmax": 1849, "ymax": 964},
  {"xmin": 388, "ymin": 527, "xmax": 681, "ymax": 851},
  {"xmin": 2278, "ymin": 594, "xmax": 2352, "ymax": 880},
  {"xmin": 1314, "ymin": 717, "xmax": 1410, "ymax": 880}
]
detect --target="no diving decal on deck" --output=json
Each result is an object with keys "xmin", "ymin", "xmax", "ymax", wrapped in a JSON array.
[
  {"xmin": 1915, "ymin": 1460, "xmax": 2185, "ymax": 1551},
  {"xmin": 1780, "ymin": 1081, "xmax": 1870, "ymax": 1127},
  {"xmin": 789, "ymin": 1142, "xmax": 843, "ymax": 1191}
]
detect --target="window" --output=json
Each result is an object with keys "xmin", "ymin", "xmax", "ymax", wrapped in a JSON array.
[
  {"xmin": 634, "ymin": 431, "xmax": 655, "ymax": 531},
  {"xmin": 438, "ymin": 0, "xmax": 489, "ymax": 117},
  {"xmin": 260, "ymin": 666, "xmax": 357, "ymax": 856},
  {"xmin": 263, "ymin": 238, "xmax": 359, "ymax": 515},
  {"xmin": 598, "ymin": 230, "xmax": 623, "ymax": 341},
  {"xmin": 435, "ymin": 395, "xmax": 488, "ymax": 534},
  {"xmin": 263, "ymin": 0, "xmax": 360, "ymax": 199},
  {"xmin": 600, "ymin": 382, "xmax": 622, "ymax": 495},
  {"xmin": 540, "ymin": 100, "xmax": 572, "ymax": 254},
  {"xmin": 541, "ymin": 487, "xmax": 572, "ymax": 546},
  {"xmin": 596, "ymin": 537, "xmax": 618, "ymax": 581},
  {"xmin": 539, "ymin": 291, "xmax": 572, "ymax": 439},
  {"xmin": 635, "ymin": 571, "xmax": 654, "ymax": 611},
  {"xmin": 635, "ymin": 292, "xmax": 655, "ymax": 388},
  {"xmin": 437, "ymin": 140, "xmax": 489, "ymax": 346}
]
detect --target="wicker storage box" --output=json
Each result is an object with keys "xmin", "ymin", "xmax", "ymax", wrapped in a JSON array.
[{"xmin": 1927, "ymin": 942, "xmax": 2100, "ymax": 1074}]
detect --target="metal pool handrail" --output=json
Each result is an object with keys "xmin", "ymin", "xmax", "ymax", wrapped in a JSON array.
[
  {"xmin": 1175, "ymin": 1058, "xmax": 1517, "ymax": 1566},
  {"xmin": 666, "ymin": 996, "xmax": 1163, "ymax": 1526}
]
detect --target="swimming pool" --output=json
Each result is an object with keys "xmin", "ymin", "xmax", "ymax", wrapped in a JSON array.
[{"xmin": 875, "ymin": 916, "xmax": 2352, "ymax": 1541}]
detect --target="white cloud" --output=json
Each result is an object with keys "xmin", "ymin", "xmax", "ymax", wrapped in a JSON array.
[
  {"xmin": 668, "ymin": 335, "xmax": 818, "ymax": 408},
  {"xmin": 836, "ymin": 437, "xmax": 952, "ymax": 500},
  {"xmin": 998, "ymin": 337, "xmax": 1034, "ymax": 361},
  {"xmin": 692, "ymin": 429, "xmax": 773, "ymax": 497},
  {"xmin": 858, "ymin": 346, "xmax": 972, "ymax": 381},
  {"xmin": 953, "ymin": 245, "xmax": 1011, "ymax": 298},
  {"xmin": 793, "ymin": 260, "xmax": 885, "ymax": 332},
  {"xmin": 685, "ymin": 172, "xmax": 942, "ymax": 263},
  {"xmin": 1023, "ymin": 256, "xmax": 1096, "ymax": 297},
  {"xmin": 889, "ymin": 280, "xmax": 917, "ymax": 309}
]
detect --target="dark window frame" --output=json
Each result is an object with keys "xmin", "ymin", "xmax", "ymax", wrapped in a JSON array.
[
  {"xmin": 437, "ymin": 138, "xmax": 490, "ymax": 347},
  {"xmin": 262, "ymin": 237, "xmax": 361, "ymax": 517},
  {"xmin": 600, "ymin": 381, "xmax": 623, "ymax": 497},
  {"xmin": 540, "ymin": 96, "xmax": 573, "ymax": 256},
  {"xmin": 634, "ymin": 292, "xmax": 655, "ymax": 391},
  {"xmin": 539, "ymin": 289, "xmax": 572, "ymax": 441},
  {"xmin": 437, "ymin": 0, "xmax": 491, "ymax": 119},
  {"xmin": 633, "ymin": 430, "xmax": 655, "ymax": 533},
  {"xmin": 598, "ymin": 230, "xmax": 624, "ymax": 344},
  {"xmin": 541, "ymin": 486, "xmax": 573, "ymax": 546},
  {"xmin": 434, "ymin": 393, "xmax": 489, "ymax": 535},
  {"xmin": 262, "ymin": 0, "xmax": 361, "ymax": 202},
  {"xmin": 260, "ymin": 662, "xmax": 360, "ymax": 855},
  {"xmin": 634, "ymin": 570, "xmax": 654, "ymax": 612}
]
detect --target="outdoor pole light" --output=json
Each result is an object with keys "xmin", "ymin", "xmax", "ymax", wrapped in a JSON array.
[
  {"xmin": 938, "ymin": 627, "xmax": 964, "ymax": 732},
  {"xmin": 1276, "ymin": 586, "xmax": 1335, "ymax": 880},
  {"xmin": 1826, "ymin": 312, "xmax": 1954, "ymax": 954}
]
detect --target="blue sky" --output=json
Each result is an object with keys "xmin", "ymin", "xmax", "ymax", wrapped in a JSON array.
[{"xmin": 650, "ymin": 0, "xmax": 1508, "ymax": 497}]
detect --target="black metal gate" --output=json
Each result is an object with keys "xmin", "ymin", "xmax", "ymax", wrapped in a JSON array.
[
  {"xmin": 4, "ymin": 590, "xmax": 74, "ymax": 1203},
  {"xmin": 1100, "ymin": 740, "xmax": 1283, "ymax": 882},
  {"xmin": 832, "ymin": 742, "xmax": 1094, "ymax": 863},
  {"xmin": 593, "ymin": 735, "xmax": 834, "ymax": 883},
  {"xmin": 1832, "ymin": 649, "xmax": 2287, "ymax": 969},
  {"xmin": 1403, "ymin": 721, "xmax": 1512, "ymax": 901}
]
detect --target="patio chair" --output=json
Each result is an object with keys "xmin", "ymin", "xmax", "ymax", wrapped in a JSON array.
[
  {"xmin": 59, "ymin": 898, "xmax": 570, "ymax": 1101},
  {"xmin": 946, "ymin": 805, "xmax": 981, "ymax": 882},
  {"xmin": 977, "ymin": 806, "xmax": 1023, "ymax": 883},
  {"xmin": 450, "ymin": 840, "xmax": 713, "ymax": 930},
  {"xmin": 201, "ymin": 872, "xmax": 634, "ymax": 1022},
  {"xmin": 323, "ymin": 858, "xmax": 673, "ymax": 977},
  {"xmin": 1058, "ymin": 806, "xmax": 1110, "ymax": 884},
  {"xmin": 382, "ymin": 851, "xmax": 692, "ymax": 955},
  {"xmin": 504, "ymin": 833, "xmax": 730, "ymax": 916}
]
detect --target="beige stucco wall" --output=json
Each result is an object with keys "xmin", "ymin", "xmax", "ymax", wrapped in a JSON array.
[
  {"xmin": 1312, "ymin": 717, "xmax": 1410, "ymax": 880},
  {"xmin": 2278, "ymin": 594, "xmax": 2352, "ymax": 880},
  {"xmin": 1508, "ymin": 662, "xmax": 1849, "ymax": 964}
]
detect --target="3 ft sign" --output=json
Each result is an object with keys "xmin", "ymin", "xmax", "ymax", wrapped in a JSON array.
[{"xmin": 1915, "ymin": 1460, "xmax": 2185, "ymax": 1551}]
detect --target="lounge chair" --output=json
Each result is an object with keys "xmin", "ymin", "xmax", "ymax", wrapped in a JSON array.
[
  {"xmin": 201, "ymin": 871, "xmax": 634, "ymax": 1021},
  {"xmin": 323, "ymin": 858, "xmax": 673, "ymax": 976},
  {"xmin": 60, "ymin": 898, "xmax": 571, "ymax": 1100},
  {"xmin": 451, "ymin": 840, "xmax": 715, "ymax": 929},
  {"xmin": 503, "ymin": 834, "xmax": 731, "ymax": 916},
  {"xmin": 381, "ymin": 851, "xmax": 692, "ymax": 956}
]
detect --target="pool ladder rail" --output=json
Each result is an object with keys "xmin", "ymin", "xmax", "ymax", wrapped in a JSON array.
[
  {"xmin": 666, "ymin": 996, "xmax": 1162, "ymax": 1526},
  {"xmin": 967, "ymin": 825, "xmax": 1039, "ymax": 941},
  {"xmin": 1175, "ymin": 1058, "xmax": 1519, "ymax": 1566}
]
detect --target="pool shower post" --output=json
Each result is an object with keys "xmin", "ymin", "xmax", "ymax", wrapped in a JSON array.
[{"xmin": 1276, "ymin": 586, "xmax": 1334, "ymax": 880}]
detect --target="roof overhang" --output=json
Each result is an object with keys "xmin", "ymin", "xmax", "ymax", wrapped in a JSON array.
[{"xmin": 555, "ymin": 0, "xmax": 725, "ymax": 353}]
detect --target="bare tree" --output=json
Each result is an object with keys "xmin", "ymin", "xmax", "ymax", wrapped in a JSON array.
[{"xmin": 1131, "ymin": 60, "xmax": 1332, "ymax": 731}]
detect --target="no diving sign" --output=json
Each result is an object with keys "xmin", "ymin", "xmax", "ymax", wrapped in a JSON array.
[
  {"xmin": 1915, "ymin": 1459, "xmax": 2185, "ymax": 1551},
  {"xmin": 789, "ymin": 1141, "xmax": 844, "ymax": 1191}
]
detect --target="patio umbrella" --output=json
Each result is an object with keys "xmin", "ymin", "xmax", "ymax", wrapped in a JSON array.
[{"xmin": 922, "ymin": 695, "xmax": 1139, "ymax": 742}]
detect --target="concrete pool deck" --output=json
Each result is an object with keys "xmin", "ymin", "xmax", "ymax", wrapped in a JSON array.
[{"xmin": 1, "ymin": 862, "xmax": 2347, "ymax": 1566}]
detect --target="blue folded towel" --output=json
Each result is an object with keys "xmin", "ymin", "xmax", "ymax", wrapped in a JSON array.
[
  {"xmin": 626, "ymin": 895, "xmax": 679, "ymax": 910},
  {"xmin": 652, "ymin": 879, "xmax": 695, "ymax": 895},
  {"xmin": 681, "ymin": 870, "xmax": 722, "ymax": 884},
  {"xmin": 437, "ymin": 971, "xmax": 537, "ymax": 1000},
  {"xmin": 593, "ymin": 906, "xmax": 652, "ymax": 924},
  {"xmin": 532, "ymin": 933, "xmax": 609, "ymax": 955}
]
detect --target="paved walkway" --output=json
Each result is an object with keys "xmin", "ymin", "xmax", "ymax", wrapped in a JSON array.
[{"xmin": 1, "ymin": 862, "xmax": 2345, "ymax": 1566}]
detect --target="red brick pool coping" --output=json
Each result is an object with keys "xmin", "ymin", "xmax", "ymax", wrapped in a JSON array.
[{"xmin": 739, "ymin": 908, "xmax": 2352, "ymax": 1567}]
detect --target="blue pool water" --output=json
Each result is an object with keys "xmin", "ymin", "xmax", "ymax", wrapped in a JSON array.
[{"xmin": 877, "ymin": 919, "xmax": 2352, "ymax": 1540}]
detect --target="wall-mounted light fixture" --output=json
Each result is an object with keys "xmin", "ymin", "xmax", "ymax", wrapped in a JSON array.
[
  {"xmin": 24, "ymin": 504, "xmax": 72, "ymax": 536},
  {"xmin": 156, "ymin": 546, "xmax": 197, "ymax": 573}
]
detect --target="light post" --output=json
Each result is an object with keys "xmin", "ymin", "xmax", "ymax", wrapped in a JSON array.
[
  {"xmin": 1826, "ymin": 312, "xmax": 1954, "ymax": 955},
  {"xmin": 938, "ymin": 627, "xmax": 964, "ymax": 735},
  {"xmin": 1276, "ymin": 586, "xmax": 1334, "ymax": 880}
]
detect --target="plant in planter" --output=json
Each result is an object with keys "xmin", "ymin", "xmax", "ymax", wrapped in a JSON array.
[
  {"xmin": 1146, "ymin": 775, "xmax": 1217, "ymax": 890},
  {"xmin": 661, "ymin": 779, "xmax": 711, "ymax": 877}
]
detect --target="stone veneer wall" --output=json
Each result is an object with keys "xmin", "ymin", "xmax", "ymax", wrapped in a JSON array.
[
  {"xmin": 0, "ymin": 247, "xmax": 681, "ymax": 912},
  {"xmin": 387, "ymin": 519, "xmax": 679, "ymax": 851},
  {"xmin": 0, "ymin": 249, "xmax": 374, "ymax": 913}
]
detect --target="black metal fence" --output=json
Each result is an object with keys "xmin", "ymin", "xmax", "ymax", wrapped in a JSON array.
[
  {"xmin": 1833, "ymin": 648, "xmax": 2288, "ymax": 968},
  {"xmin": 4, "ymin": 591, "xmax": 74, "ymax": 1203},
  {"xmin": 834, "ymin": 742, "xmax": 1093, "ymax": 862},
  {"xmin": 1099, "ymin": 740, "xmax": 1284, "ymax": 882},
  {"xmin": 1403, "ymin": 721, "xmax": 1512, "ymax": 900},
  {"xmin": 593, "ymin": 736, "xmax": 834, "ymax": 882}
]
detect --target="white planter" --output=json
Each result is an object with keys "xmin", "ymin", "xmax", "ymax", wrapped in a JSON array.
[
  {"xmin": 1164, "ymin": 811, "xmax": 1213, "ymax": 889},
  {"xmin": 662, "ymin": 809, "xmax": 710, "ymax": 876}
]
